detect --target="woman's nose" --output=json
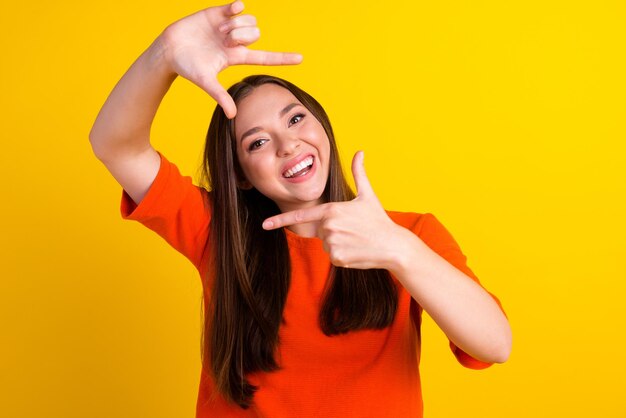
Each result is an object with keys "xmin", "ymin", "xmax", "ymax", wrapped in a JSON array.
[{"xmin": 276, "ymin": 135, "xmax": 301, "ymax": 157}]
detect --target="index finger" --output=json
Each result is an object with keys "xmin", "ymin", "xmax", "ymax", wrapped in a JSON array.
[
  {"xmin": 262, "ymin": 204, "xmax": 328, "ymax": 230},
  {"xmin": 232, "ymin": 49, "xmax": 303, "ymax": 66}
]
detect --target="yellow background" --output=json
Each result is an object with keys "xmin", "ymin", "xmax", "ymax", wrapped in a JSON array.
[{"xmin": 1, "ymin": 0, "xmax": 624, "ymax": 416}]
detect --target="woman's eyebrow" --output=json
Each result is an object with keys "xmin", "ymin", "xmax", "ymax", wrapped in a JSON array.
[
  {"xmin": 279, "ymin": 102, "xmax": 301, "ymax": 117},
  {"xmin": 240, "ymin": 103, "xmax": 302, "ymax": 143}
]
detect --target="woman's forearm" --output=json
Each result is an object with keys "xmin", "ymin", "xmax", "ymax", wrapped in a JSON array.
[
  {"xmin": 89, "ymin": 35, "xmax": 177, "ymax": 161},
  {"xmin": 388, "ymin": 226, "xmax": 512, "ymax": 363}
]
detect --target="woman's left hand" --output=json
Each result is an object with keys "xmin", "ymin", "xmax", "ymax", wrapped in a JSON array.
[{"xmin": 262, "ymin": 151, "xmax": 416, "ymax": 270}]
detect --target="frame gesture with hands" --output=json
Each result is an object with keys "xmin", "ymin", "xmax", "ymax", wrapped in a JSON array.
[
  {"xmin": 162, "ymin": 0, "xmax": 303, "ymax": 118},
  {"xmin": 263, "ymin": 151, "xmax": 417, "ymax": 271}
]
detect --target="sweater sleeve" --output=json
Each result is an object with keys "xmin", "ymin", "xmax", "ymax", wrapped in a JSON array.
[
  {"xmin": 119, "ymin": 151, "xmax": 211, "ymax": 271},
  {"xmin": 415, "ymin": 213, "xmax": 507, "ymax": 370}
]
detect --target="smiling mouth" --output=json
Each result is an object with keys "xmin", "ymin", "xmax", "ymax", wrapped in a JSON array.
[{"xmin": 283, "ymin": 156, "xmax": 314, "ymax": 178}]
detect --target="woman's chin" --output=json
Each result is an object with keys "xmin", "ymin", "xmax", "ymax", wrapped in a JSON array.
[{"xmin": 275, "ymin": 192, "xmax": 325, "ymax": 213}]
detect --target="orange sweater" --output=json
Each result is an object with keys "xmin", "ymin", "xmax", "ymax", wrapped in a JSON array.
[{"xmin": 121, "ymin": 152, "xmax": 504, "ymax": 417}]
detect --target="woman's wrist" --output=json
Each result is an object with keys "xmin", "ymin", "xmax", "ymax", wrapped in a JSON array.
[
  {"xmin": 384, "ymin": 224, "xmax": 429, "ymax": 277},
  {"xmin": 145, "ymin": 33, "xmax": 178, "ymax": 81}
]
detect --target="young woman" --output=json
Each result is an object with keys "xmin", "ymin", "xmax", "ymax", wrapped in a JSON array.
[{"xmin": 90, "ymin": 1, "xmax": 511, "ymax": 416}]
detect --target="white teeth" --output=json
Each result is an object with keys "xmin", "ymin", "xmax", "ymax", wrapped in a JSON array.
[{"xmin": 284, "ymin": 156, "xmax": 314, "ymax": 178}]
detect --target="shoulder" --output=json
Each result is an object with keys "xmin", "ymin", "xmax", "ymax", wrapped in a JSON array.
[
  {"xmin": 385, "ymin": 210, "xmax": 461, "ymax": 252},
  {"xmin": 385, "ymin": 210, "xmax": 438, "ymax": 234},
  {"xmin": 122, "ymin": 151, "xmax": 213, "ymax": 219}
]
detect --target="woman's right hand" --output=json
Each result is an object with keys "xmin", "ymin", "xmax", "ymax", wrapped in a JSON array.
[{"xmin": 159, "ymin": 0, "xmax": 302, "ymax": 118}]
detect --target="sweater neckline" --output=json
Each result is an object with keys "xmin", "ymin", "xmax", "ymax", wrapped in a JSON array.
[{"xmin": 284, "ymin": 227, "xmax": 325, "ymax": 250}]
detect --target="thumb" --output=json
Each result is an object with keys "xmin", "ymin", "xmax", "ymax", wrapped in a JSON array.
[
  {"xmin": 351, "ymin": 150, "xmax": 374, "ymax": 198},
  {"xmin": 201, "ymin": 76, "xmax": 237, "ymax": 119}
]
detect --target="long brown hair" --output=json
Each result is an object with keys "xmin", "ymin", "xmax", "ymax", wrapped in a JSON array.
[{"xmin": 200, "ymin": 75, "xmax": 398, "ymax": 409}]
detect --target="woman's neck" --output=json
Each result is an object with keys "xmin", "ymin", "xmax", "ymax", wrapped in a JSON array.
[
  {"xmin": 286, "ymin": 222, "xmax": 320, "ymax": 238},
  {"xmin": 277, "ymin": 199, "xmax": 326, "ymax": 238}
]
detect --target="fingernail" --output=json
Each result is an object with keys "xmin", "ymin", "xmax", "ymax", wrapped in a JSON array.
[{"xmin": 262, "ymin": 220, "xmax": 273, "ymax": 229}]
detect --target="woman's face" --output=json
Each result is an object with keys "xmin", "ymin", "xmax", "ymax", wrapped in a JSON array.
[{"xmin": 234, "ymin": 84, "xmax": 331, "ymax": 213}]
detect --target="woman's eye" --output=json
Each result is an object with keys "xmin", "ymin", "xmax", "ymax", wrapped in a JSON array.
[
  {"xmin": 289, "ymin": 113, "xmax": 305, "ymax": 125},
  {"xmin": 248, "ymin": 139, "xmax": 267, "ymax": 151}
]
